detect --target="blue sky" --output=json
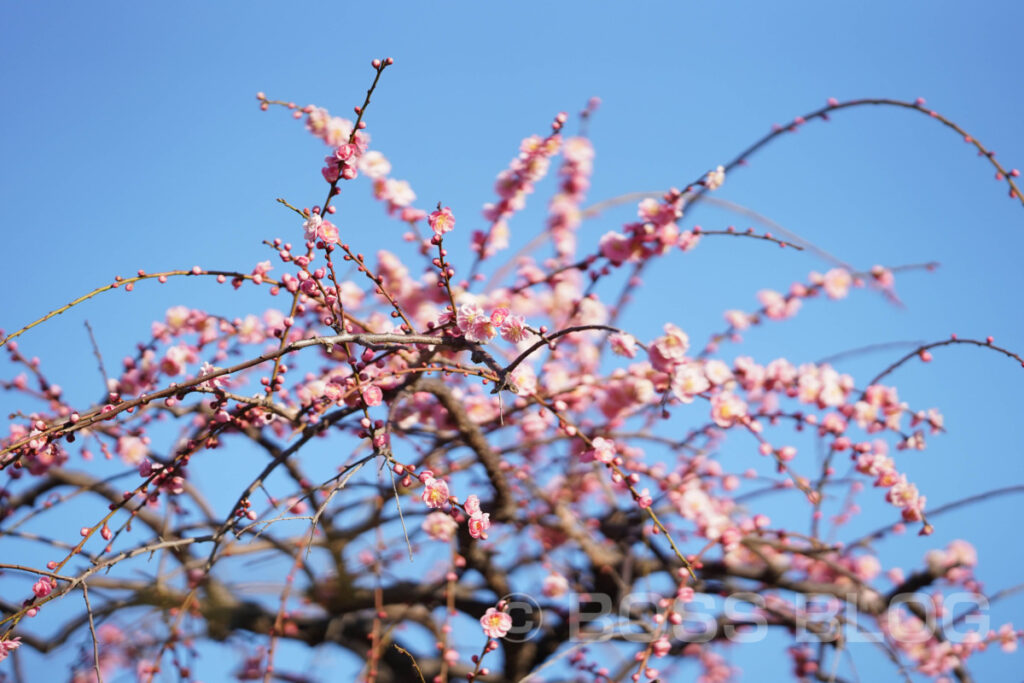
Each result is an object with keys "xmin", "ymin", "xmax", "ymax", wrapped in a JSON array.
[{"xmin": 2, "ymin": 2, "xmax": 1023, "ymax": 680}]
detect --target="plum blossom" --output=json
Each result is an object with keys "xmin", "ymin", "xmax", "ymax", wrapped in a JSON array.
[
  {"xmin": 422, "ymin": 512, "xmax": 458, "ymax": 542},
  {"xmin": 479, "ymin": 130, "xmax": 561, "ymax": 259},
  {"xmin": 887, "ymin": 475, "xmax": 926, "ymax": 521},
  {"xmin": 468, "ymin": 511, "xmax": 491, "ymax": 539},
  {"xmin": 599, "ymin": 230, "xmax": 634, "ymax": 265},
  {"xmin": 160, "ymin": 344, "xmax": 194, "ymax": 376},
  {"xmin": 649, "ymin": 323, "xmax": 690, "ymax": 372},
  {"xmin": 703, "ymin": 359, "xmax": 733, "ymax": 386},
  {"xmin": 758, "ymin": 289, "xmax": 801, "ymax": 320},
  {"xmin": 542, "ymin": 573, "xmax": 569, "ymax": 598},
  {"xmin": 0, "ymin": 637, "xmax": 21, "ymax": 663},
  {"xmin": 116, "ymin": 436, "xmax": 148, "ymax": 465},
  {"xmin": 870, "ymin": 264, "xmax": 895, "ymax": 288},
  {"xmin": 724, "ymin": 309, "xmax": 751, "ymax": 330},
  {"xmin": 358, "ymin": 150, "xmax": 391, "ymax": 179},
  {"xmin": 996, "ymin": 623, "xmax": 1019, "ymax": 653},
  {"xmin": 32, "ymin": 578, "xmax": 53, "ymax": 598},
  {"xmin": 197, "ymin": 361, "xmax": 226, "ymax": 391},
  {"xmin": 480, "ymin": 607, "xmax": 513, "ymax": 639},
  {"xmin": 636, "ymin": 488, "xmax": 653, "ymax": 509},
  {"xmin": 586, "ymin": 436, "xmax": 616, "ymax": 464},
  {"xmin": 711, "ymin": 391, "xmax": 748, "ymax": 427},
  {"xmin": 822, "ymin": 268, "xmax": 853, "ymax": 299},
  {"xmin": 165, "ymin": 305, "xmax": 192, "ymax": 331},
  {"xmin": 705, "ymin": 165, "xmax": 726, "ymax": 191},
  {"xmin": 428, "ymin": 206, "xmax": 455, "ymax": 237},
  {"xmin": 499, "ymin": 312, "xmax": 529, "ymax": 343},
  {"xmin": 462, "ymin": 493, "xmax": 491, "ymax": 538},
  {"xmin": 609, "ymin": 332, "xmax": 638, "ymax": 358},
  {"xmin": 672, "ymin": 363, "xmax": 710, "ymax": 403},
  {"xmin": 303, "ymin": 213, "xmax": 339, "ymax": 245},
  {"xmin": 373, "ymin": 178, "xmax": 416, "ymax": 208},
  {"xmin": 456, "ymin": 304, "xmax": 496, "ymax": 343},
  {"xmin": 361, "ymin": 384, "xmax": 383, "ymax": 407},
  {"xmin": 421, "ymin": 477, "xmax": 450, "ymax": 509}
]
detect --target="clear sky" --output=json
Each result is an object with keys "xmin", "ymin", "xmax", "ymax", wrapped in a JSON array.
[{"xmin": 2, "ymin": 2, "xmax": 1022, "ymax": 680}]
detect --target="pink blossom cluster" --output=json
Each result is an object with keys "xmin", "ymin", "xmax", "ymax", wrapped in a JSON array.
[
  {"xmin": 372, "ymin": 177, "xmax": 425, "ymax": 222},
  {"xmin": 464, "ymin": 493, "xmax": 491, "ymax": 540},
  {"xmin": 455, "ymin": 304, "xmax": 528, "ymax": 344},
  {"xmin": 573, "ymin": 323, "xmax": 945, "ymax": 544},
  {"xmin": 4, "ymin": 422, "xmax": 67, "ymax": 476},
  {"xmin": 717, "ymin": 266, "xmax": 897, "ymax": 349},
  {"xmin": 476, "ymin": 117, "xmax": 565, "ymax": 259},
  {"xmin": 302, "ymin": 212, "xmax": 339, "ymax": 245},
  {"xmin": 1, "ymin": 82, "xmax": 1020, "ymax": 683},
  {"xmin": 547, "ymin": 136, "xmax": 595, "ymax": 260},
  {"xmin": 138, "ymin": 458, "xmax": 186, "ymax": 497},
  {"xmin": 320, "ymin": 138, "xmax": 366, "ymax": 184},
  {"xmin": 304, "ymin": 106, "xmax": 365, "ymax": 149},
  {"xmin": 882, "ymin": 601, "xmax": 1018, "ymax": 677},
  {"xmin": 598, "ymin": 188, "xmax": 697, "ymax": 266}
]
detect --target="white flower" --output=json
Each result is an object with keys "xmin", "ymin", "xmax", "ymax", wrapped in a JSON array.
[{"xmin": 705, "ymin": 165, "xmax": 726, "ymax": 191}]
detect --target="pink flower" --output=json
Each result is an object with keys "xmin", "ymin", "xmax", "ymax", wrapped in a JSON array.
[
  {"xmin": 822, "ymin": 268, "xmax": 852, "ymax": 300},
  {"xmin": 362, "ymin": 384, "xmax": 383, "ymax": 407},
  {"xmin": 599, "ymin": 231, "xmax": 633, "ymax": 265},
  {"xmin": 724, "ymin": 309, "xmax": 750, "ymax": 331},
  {"xmin": 319, "ymin": 221, "xmax": 339, "ymax": 245},
  {"xmin": 428, "ymin": 206, "xmax": 456, "ymax": 237},
  {"xmin": 334, "ymin": 143, "xmax": 357, "ymax": 161},
  {"xmin": 758, "ymin": 289, "xmax": 800, "ymax": 320},
  {"xmin": 649, "ymin": 323, "xmax": 690, "ymax": 372},
  {"xmin": 464, "ymin": 494, "xmax": 482, "ymax": 517},
  {"xmin": 422, "ymin": 512, "xmax": 458, "ymax": 542},
  {"xmin": 382, "ymin": 179, "xmax": 416, "ymax": 207},
  {"xmin": 359, "ymin": 150, "xmax": 391, "ymax": 179},
  {"xmin": 587, "ymin": 437, "xmax": 616, "ymax": 464},
  {"xmin": 996, "ymin": 623, "xmax": 1019, "ymax": 653},
  {"xmin": 710, "ymin": 391, "xmax": 747, "ymax": 428},
  {"xmin": 32, "ymin": 578, "xmax": 53, "ymax": 598},
  {"xmin": 303, "ymin": 213, "xmax": 322, "ymax": 240},
  {"xmin": 303, "ymin": 213, "xmax": 339, "ymax": 245},
  {"xmin": 490, "ymin": 307, "xmax": 509, "ymax": 326},
  {"xmin": 499, "ymin": 313, "xmax": 528, "ymax": 343},
  {"xmin": 609, "ymin": 333, "xmax": 638, "ymax": 358},
  {"xmin": 401, "ymin": 207, "xmax": 427, "ymax": 222},
  {"xmin": 421, "ymin": 477, "xmax": 450, "ymax": 509},
  {"xmin": 116, "ymin": 436, "xmax": 148, "ymax": 465},
  {"xmin": 480, "ymin": 607, "xmax": 513, "ymax": 639},
  {"xmin": 456, "ymin": 304, "xmax": 496, "ymax": 343},
  {"xmin": 0, "ymin": 637, "xmax": 21, "ymax": 663},
  {"xmin": 671, "ymin": 363, "xmax": 710, "ymax": 403},
  {"xmin": 870, "ymin": 264, "xmax": 895, "ymax": 288},
  {"xmin": 160, "ymin": 344, "xmax": 193, "ymax": 376},
  {"xmin": 468, "ymin": 511, "xmax": 491, "ymax": 539},
  {"xmin": 542, "ymin": 573, "xmax": 569, "ymax": 598}
]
